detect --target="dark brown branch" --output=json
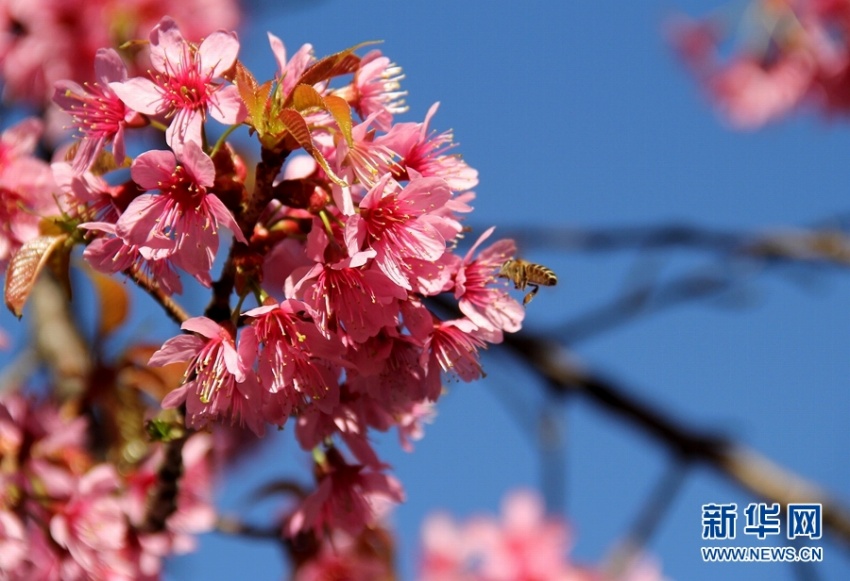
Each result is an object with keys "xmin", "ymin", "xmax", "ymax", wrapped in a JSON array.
[
  {"xmin": 205, "ymin": 146, "xmax": 290, "ymax": 322},
  {"xmin": 498, "ymin": 222, "xmax": 850, "ymax": 264},
  {"xmin": 548, "ymin": 226, "xmax": 850, "ymax": 344},
  {"xmin": 502, "ymin": 331, "xmax": 850, "ymax": 546},
  {"xmin": 140, "ymin": 435, "xmax": 188, "ymax": 533},
  {"xmin": 217, "ymin": 515, "xmax": 283, "ymax": 541},
  {"xmin": 558, "ymin": 271, "xmax": 732, "ymax": 344}
]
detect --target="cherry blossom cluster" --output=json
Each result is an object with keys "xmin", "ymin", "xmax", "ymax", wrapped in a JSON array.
[
  {"xmin": 0, "ymin": 14, "xmax": 531, "ymax": 548},
  {"xmin": 0, "ymin": 393, "xmax": 215, "ymax": 580},
  {"xmin": 669, "ymin": 0, "xmax": 850, "ymax": 128}
]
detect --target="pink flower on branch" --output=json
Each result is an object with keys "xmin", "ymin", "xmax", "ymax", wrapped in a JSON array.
[
  {"xmin": 378, "ymin": 102, "xmax": 479, "ymax": 192},
  {"xmin": 150, "ymin": 317, "xmax": 264, "ymax": 436},
  {"xmin": 268, "ymin": 33, "xmax": 316, "ymax": 100},
  {"xmin": 454, "ymin": 227, "xmax": 525, "ymax": 337},
  {"xmin": 0, "ymin": 118, "xmax": 57, "ymax": 266},
  {"xmin": 111, "ymin": 17, "xmax": 246, "ymax": 150},
  {"xmin": 53, "ymin": 48, "xmax": 141, "ymax": 173},
  {"xmin": 81, "ymin": 221, "xmax": 183, "ymax": 296},
  {"xmin": 423, "ymin": 318, "xmax": 490, "ymax": 383},
  {"xmin": 241, "ymin": 299, "xmax": 344, "ymax": 424},
  {"xmin": 116, "ymin": 140, "xmax": 245, "ymax": 286},
  {"xmin": 292, "ymin": 258, "xmax": 406, "ymax": 343},
  {"xmin": 345, "ymin": 174, "xmax": 459, "ymax": 290},
  {"xmin": 286, "ymin": 447, "xmax": 404, "ymax": 538}
]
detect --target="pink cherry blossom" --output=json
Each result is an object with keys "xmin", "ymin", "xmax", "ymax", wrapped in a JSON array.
[
  {"xmin": 378, "ymin": 102, "xmax": 479, "ymax": 191},
  {"xmin": 336, "ymin": 49, "xmax": 407, "ymax": 131},
  {"xmin": 150, "ymin": 317, "xmax": 264, "ymax": 436},
  {"xmin": 347, "ymin": 333, "xmax": 441, "ymax": 406},
  {"xmin": 116, "ymin": 140, "xmax": 245, "ymax": 286},
  {"xmin": 0, "ymin": 119, "xmax": 57, "ymax": 266},
  {"xmin": 81, "ymin": 222, "xmax": 183, "ymax": 296},
  {"xmin": 241, "ymin": 299, "xmax": 343, "ymax": 423},
  {"xmin": 345, "ymin": 174, "xmax": 458, "ymax": 290},
  {"xmin": 268, "ymin": 33, "xmax": 315, "ymax": 99},
  {"xmin": 49, "ymin": 465, "xmax": 129, "ymax": 577},
  {"xmin": 292, "ymin": 258, "xmax": 406, "ymax": 343},
  {"xmin": 110, "ymin": 17, "xmax": 246, "ymax": 150},
  {"xmin": 423, "ymin": 318, "xmax": 490, "ymax": 382},
  {"xmin": 53, "ymin": 48, "xmax": 140, "ymax": 172},
  {"xmin": 286, "ymin": 448, "xmax": 404, "ymax": 538},
  {"xmin": 337, "ymin": 114, "xmax": 397, "ymax": 189},
  {"xmin": 454, "ymin": 227, "xmax": 525, "ymax": 337}
]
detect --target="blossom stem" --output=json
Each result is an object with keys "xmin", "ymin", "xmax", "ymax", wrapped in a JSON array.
[
  {"xmin": 206, "ymin": 146, "xmax": 291, "ymax": 323},
  {"xmin": 209, "ymin": 125, "xmax": 240, "ymax": 159},
  {"xmin": 148, "ymin": 118, "xmax": 169, "ymax": 133},
  {"xmin": 125, "ymin": 265, "xmax": 190, "ymax": 325},
  {"xmin": 240, "ymin": 146, "xmax": 290, "ymax": 235}
]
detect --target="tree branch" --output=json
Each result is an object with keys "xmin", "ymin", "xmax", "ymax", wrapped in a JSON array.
[{"xmin": 502, "ymin": 331, "xmax": 850, "ymax": 546}]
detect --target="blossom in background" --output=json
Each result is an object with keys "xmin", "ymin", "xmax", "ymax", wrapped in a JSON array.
[
  {"xmin": 0, "ymin": 0, "xmax": 240, "ymax": 107},
  {"xmin": 0, "ymin": 118, "xmax": 57, "ymax": 267},
  {"xmin": 669, "ymin": 0, "xmax": 850, "ymax": 127},
  {"xmin": 0, "ymin": 394, "xmax": 216, "ymax": 580},
  {"xmin": 419, "ymin": 489, "xmax": 667, "ymax": 581}
]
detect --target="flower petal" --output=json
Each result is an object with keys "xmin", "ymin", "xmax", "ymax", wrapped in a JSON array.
[{"xmin": 199, "ymin": 31, "xmax": 240, "ymax": 78}]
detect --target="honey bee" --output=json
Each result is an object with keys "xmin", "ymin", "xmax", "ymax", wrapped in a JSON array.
[{"xmin": 498, "ymin": 258, "xmax": 558, "ymax": 305}]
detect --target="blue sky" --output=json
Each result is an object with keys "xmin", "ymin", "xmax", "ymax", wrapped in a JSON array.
[{"xmin": 5, "ymin": 1, "xmax": 848, "ymax": 579}]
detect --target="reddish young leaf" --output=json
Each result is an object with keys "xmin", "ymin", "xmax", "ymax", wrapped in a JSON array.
[
  {"xmin": 235, "ymin": 62, "xmax": 272, "ymax": 131},
  {"xmin": 296, "ymin": 46, "xmax": 363, "ymax": 88},
  {"xmin": 323, "ymin": 94, "xmax": 354, "ymax": 147},
  {"xmin": 5, "ymin": 234, "xmax": 70, "ymax": 318},
  {"xmin": 279, "ymin": 109, "xmax": 346, "ymax": 186},
  {"xmin": 288, "ymin": 84, "xmax": 325, "ymax": 113}
]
